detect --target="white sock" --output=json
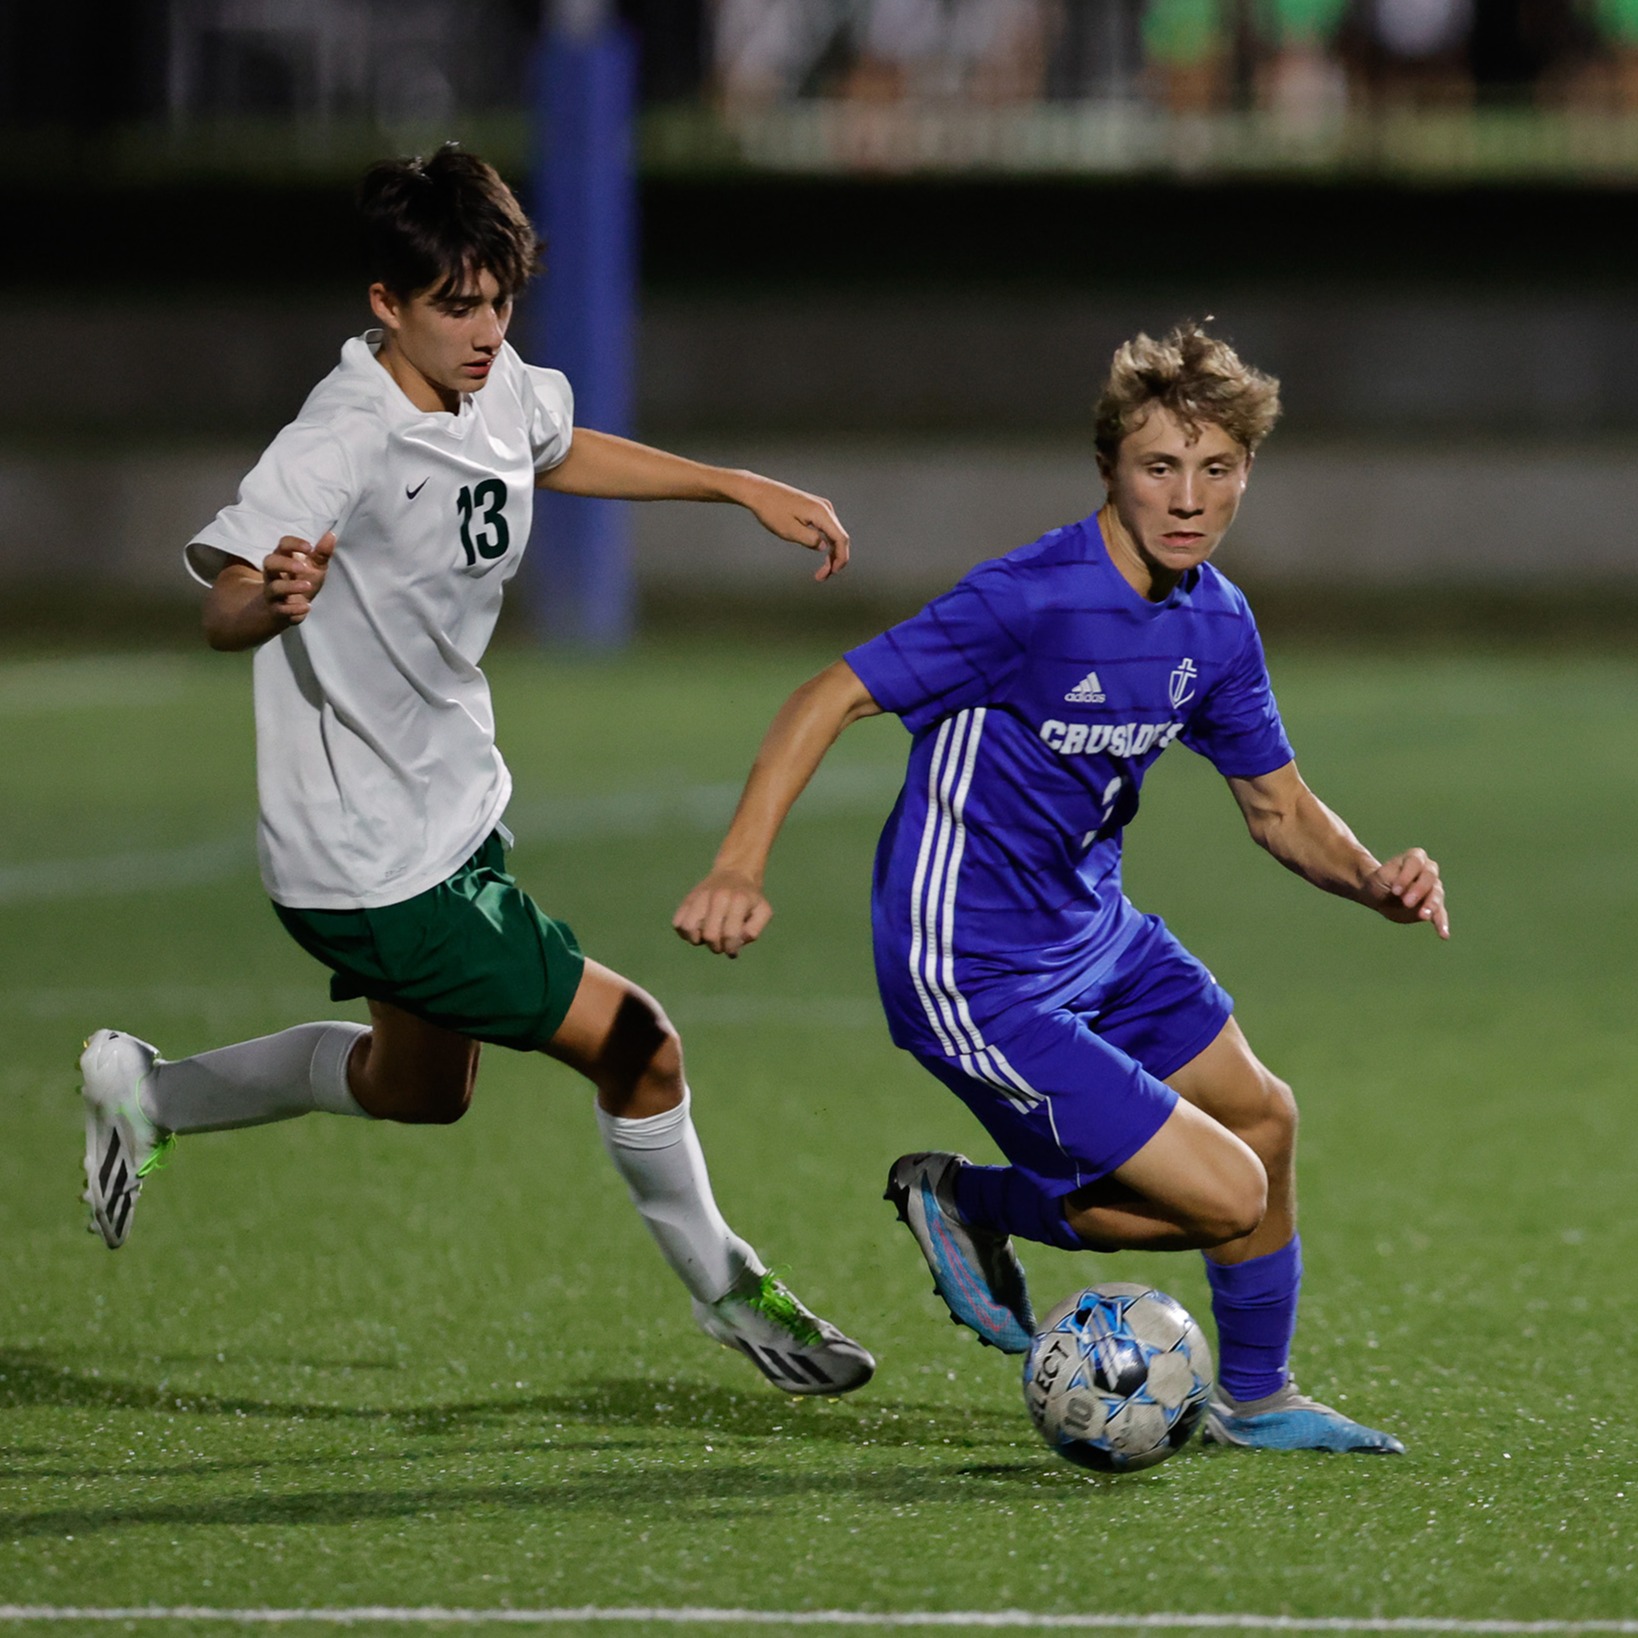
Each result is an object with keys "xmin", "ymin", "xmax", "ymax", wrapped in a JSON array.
[
  {"xmin": 595, "ymin": 1089, "xmax": 759, "ymax": 1304},
  {"xmin": 139, "ymin": 1022, "xmax": 373, "ymax": 1134}
]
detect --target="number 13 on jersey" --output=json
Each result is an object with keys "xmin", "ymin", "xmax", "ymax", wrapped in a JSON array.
[{"xmin": 456, "ymin": 480, "xmax": 511, "ymax": 566}]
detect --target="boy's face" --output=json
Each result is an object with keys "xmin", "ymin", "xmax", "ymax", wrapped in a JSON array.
[
  {"xmin": 369, "ymin": 266, "xmax": 513, "ymax": 407},
  {"xmin": 1100, "ymin": 407, "xmax": 1251, "ymax": 589}
]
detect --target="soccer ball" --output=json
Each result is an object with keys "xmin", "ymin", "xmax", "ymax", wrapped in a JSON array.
[{"xmin": 1021, "ymin": 1282, "xmax": 1214, "ymax": 1473}]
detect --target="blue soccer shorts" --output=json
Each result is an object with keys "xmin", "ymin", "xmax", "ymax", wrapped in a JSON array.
[{"xmin": 911, "ymin": 915, "xmax": 1232, "ymax": 1197}]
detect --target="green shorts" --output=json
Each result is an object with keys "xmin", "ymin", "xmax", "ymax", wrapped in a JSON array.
[{"xmin": 273, "ymin": 831, "xmax": 585, "ymax": 1052}]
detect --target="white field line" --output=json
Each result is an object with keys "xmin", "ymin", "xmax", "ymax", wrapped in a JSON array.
[
  {"xmin": 0, "ymin": 987, "xmax": 882, "ymax": 1029},
  {"xmin": 505, "ymin": 763, "xmax": 900, "ymax": 844},
  {"xmin": 0, "ymin": 838, "xmax": 250, "ymax": 906},
  {"xmin": 0, "ymin": 767, "xmax": 901, "ymax": 907},
  {"xmin": 1, "ymin": 1610, "xmax": 1635, "ymax": 1632},
  {"xmin": 0, "ymin": 654, "xmax": 192, "ymax": 717}
]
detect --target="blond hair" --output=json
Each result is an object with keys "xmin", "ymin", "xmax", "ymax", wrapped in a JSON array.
[{"xmin": 1094, "ymin": 321, "xmax": 1281, "ymax": 461}]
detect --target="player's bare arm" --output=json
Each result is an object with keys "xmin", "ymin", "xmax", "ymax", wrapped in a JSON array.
[
  {"xmin": 1227, "ymin": 761, "xmax": 1449, "ymax": 938},
  {"xmin": 675, "ymin": 659, "xmax": 880, "ymax": 956},
  {"xmin": 540, "ymin": 428, "xmax": 850, "ymax": 580},
  {"xmin": 202, "ymin": 532, "xmax": 336, "ymax": 652}
]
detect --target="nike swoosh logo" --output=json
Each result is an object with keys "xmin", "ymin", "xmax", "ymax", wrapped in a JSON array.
[{"xmin": 406, "ymin": 478, "xmax": 430, "ymax": 500}]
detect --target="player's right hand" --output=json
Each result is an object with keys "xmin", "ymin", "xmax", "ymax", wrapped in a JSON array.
[
  {"xmin": 673, "ymin": 868, "xmax": 772, "ymax": 958},
  {"xmin": 262, "ymin": 531, "xmax": 336, "ymax": 625},
  {"xmin": 1365, "ymin": 846, "xmax": 1450, "ymax": 939}
]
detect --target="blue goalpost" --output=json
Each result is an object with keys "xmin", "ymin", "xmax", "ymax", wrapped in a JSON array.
[{"xmin": 527, "ymin": 0, "xmax": 639, "ymax": 649}]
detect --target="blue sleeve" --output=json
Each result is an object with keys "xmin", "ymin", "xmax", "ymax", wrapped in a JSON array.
[
  {"xmin": 1180, "ymin": 614, "xmax": 1294, "ymax": 779},
  {"xmin": 846, "ymin": 557, "xmax": 1031, "ymax": 734}
]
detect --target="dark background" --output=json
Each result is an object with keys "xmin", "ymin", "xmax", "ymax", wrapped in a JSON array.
[{"xmin": 2, "ymin": 0, "xmax": 1635, "ymax": 642}]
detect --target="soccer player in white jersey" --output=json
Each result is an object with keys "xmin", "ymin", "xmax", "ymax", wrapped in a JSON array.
[
  {"xmin": 676, "ymin": 324, "xmax": 1449, "ymax": 1448},
  {"xmin": 77, "ymin": 145, "xmax": 873, "ymax": 1398}
]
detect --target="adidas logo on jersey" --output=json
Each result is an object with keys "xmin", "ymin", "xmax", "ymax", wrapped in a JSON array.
[{"xmin": 1064, "ymin": 671, "xmax": 1106, "ymax": 703}]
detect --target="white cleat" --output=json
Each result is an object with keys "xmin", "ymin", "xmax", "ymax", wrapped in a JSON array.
[
  {"xmin": 693, "ymin": 1267, "xmax": 875, "ymax": 1397},
  {"xmin": 79, "ymin": 1029, "xmax": 172, "ymax": 1250}
]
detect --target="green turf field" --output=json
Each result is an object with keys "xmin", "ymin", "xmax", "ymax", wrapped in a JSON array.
[{"xmin": 1, "ymin": 639, "xmax": 1634, "ymax": 1635}]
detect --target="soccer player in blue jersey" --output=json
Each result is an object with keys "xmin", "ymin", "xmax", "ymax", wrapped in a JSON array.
[{"xmin": 674, "ymin": 321, "xmax": 1448, "ymax": 1453}]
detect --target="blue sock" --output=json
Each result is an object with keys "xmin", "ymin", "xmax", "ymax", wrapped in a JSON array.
[
  {"xmin": 952, "ymin": 1163, "xmax": 1086, "ymax": 1252},
  {"xmin": 1204, "ymin": 1235, "xmax": 1302, "ymax": 1404}
]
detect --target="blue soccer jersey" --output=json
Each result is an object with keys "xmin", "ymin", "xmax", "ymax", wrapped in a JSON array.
[{"xmin": 846, "ymin": 511, "xmax": 1293, "ymax": 1061}]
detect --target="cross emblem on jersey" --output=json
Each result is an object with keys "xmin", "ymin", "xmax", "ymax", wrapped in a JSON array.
[{"xmin": 1169, "ymin": 658, "xmax": 1198, "ymax": 709}]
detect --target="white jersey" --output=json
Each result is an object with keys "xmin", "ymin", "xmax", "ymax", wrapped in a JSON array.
[{"xmin": 187, "ymin": 331, "xmax": 573, "ymax": 910}]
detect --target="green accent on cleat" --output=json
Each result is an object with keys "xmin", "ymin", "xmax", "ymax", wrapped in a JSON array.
[
  {"xmin": 691, "ymin": 1266, "xmax": 875, "ymax": 1397},
  {"xmin": 136, "ymin": 1133, "xmax": 177, "ymax": 1179},
  {"xmin": 735, "ymin": 1268, "xmax": 823, "ymax": 1347}
]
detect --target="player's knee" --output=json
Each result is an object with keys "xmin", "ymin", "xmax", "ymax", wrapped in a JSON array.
[
  {"xmin": 1208, "ymin": 1191, "xmax": 1266, "ymax": 1246},
  {"xmin": 646, "ymin": 1011, "xmax": 683, "ymax": 1086},
  {"xmin": 1259, "ymin": 1072, "xmax": 1298, "ymax": 1162},
  {"xmin": 1226, "ymin": 1176, "xmax": 1268, "ymax": 1242},
  {"xmin": 597, "ymin": 990, "xmax": 684, "ymax": 1106},
  {"xmin": 1197, "ymin": 1149, "xmax": 1268, "ymax": 1245},
  {"xmin": 629, "ymin": 997, "xmax": 682, "ymax": 1092},
  {"xmin": 1224, "ymin": 1066, "xmax": 1297, "ymax": 1172}
]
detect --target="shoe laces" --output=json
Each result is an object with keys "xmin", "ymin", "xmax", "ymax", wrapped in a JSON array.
[
  {"xmin": 136, "ymin": 1133, "xmax": 177, "ymax": 1180},
  {"xmin": 738, "ymin": 1268, "xmax": 822, "ymax": 1347},
  {"xmin": 1219, "ymin": 1378, "xmax": 1326, "ymax": 1418}
]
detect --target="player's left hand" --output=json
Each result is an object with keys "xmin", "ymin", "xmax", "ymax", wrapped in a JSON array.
[
  {"xmin": 1365, "ymin": 847, "xmax": 1449, "ymax": 939},
  {"xmin": 739, "ymin": 474, "xmax": 850, "ymax": 581}
]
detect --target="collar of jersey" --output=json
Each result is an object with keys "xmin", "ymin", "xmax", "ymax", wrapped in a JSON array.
[{"xmin": 344, "ymin": 329, "xmax": 478, "ymax": 431}]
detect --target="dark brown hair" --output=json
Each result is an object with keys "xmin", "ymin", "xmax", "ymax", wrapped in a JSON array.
[
  {"xmin": 359, "ymin": 144, "xmax": 542, "ymax": 301},
  {"xmin": 1094, "ymin": 320, "xmax": 1281, "ymax": 460}
]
